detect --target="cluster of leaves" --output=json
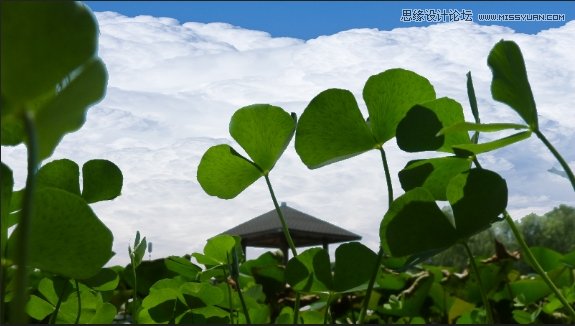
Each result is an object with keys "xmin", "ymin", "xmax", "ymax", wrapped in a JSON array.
[
  {"xmin": 1, "ymin": 2, "xmax": 123, "ymax": 324},
  {"xmin": 193, "ymin": 27, "xmax": 574, "ymax": 324},
  {"xmin": 2, "ymin": 1, "xmax": 573, "ymax": 324},
  {"xmin": 18, "ymin": 233, "xmax": 573, "ymax": 324}
]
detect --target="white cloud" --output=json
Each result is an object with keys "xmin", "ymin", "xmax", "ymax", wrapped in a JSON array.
[{"xmin": 2, "ymin": 13, "xmax": 574, "ymax": 266}]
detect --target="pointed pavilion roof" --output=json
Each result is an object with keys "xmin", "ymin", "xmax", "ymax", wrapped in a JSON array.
[{"xmin": 222, "ymin": 202, "xmax": 361, "ymax": 248}]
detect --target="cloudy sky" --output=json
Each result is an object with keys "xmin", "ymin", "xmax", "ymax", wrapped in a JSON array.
[{"xmin": 2, "ymin": 2, "xmax": 574, "ymax": 266}]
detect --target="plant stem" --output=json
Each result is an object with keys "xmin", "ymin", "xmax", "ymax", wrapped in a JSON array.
[
  {"xmin": 534, "ymin": 130, "xmax": 575, "ymax": 191},
  {"xmin": 264, "ymin": 175, "xmax": 298, "ymax": 257},
  {"xmin": 473, "ymin": 154, "xmax": 575, "ymax": 319},
  {"xmin": 11, "ymin": 112, "xmax": 38, "ymax": 324},
  {"xmin": 293, "ymin": 291, "xmax": 300, "ymax": 324},
  {"xmin": 380, "ymin": 147, "xmax": 394, "ymax": 204},
  {"xmin": 357, "ymin": 248, "xmax": 383, "ymax": 324},
  {"xmin": 74, "ymin": 280, "xmax": 82, "ymax": 324},
  {"xmin": 229, "ymin": 253, "xmax": 251, "ymax": 324},
  {"xmin": 264, "ymin": 174, "xmax": 300, "ymax": 324},
  {"xmin": 358, "ymin": 147, "xmax": 394, "ymax": 324},
  {"xmin": 503, "ymin": 212, "xmax": 575, "ymax": 319},
  {"xmin": 323, "ymin": 292, "xmax": 333, "ymax": 325},
  {"xmin": 462, "ymin": 242, "xmax": 494, "ymax": 324}
]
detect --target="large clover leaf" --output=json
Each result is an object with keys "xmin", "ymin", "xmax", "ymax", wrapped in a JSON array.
[
  {"xmin": 380, "ymin": 168, "xmax": 507, "ymax": 257},
  {"xmin": 197, "ymin": 105, "xmax": 296, "ymax": 199},
  {"xmin": 286, "ymin": 242, "xmax": 378, "ymax": 294},
  {"xmin": 295, "ymin": 69, "xmax": 436, "ymax": 169},
  {"xmin": 1, "ymin": 1, "xmax": 107, "ymax": 160}
]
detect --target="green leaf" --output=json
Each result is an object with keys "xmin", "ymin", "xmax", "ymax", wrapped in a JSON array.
[
  {"xmin": 197, "ymin": 144, "xmax": 263, "ymax": 199},
  {"xmin": 397, "ymin": 98, "xmax": 470, "ymax": 153},
  {"xmin": 123, "ymin": 259, "xmax": 179, "ymax": 297},
  {"xmin": 363, "ymin": 68, "xmax": 436, "ymax": 144},
  {"xmin": 399, "ymin": 157, "xmax": 472, "ymax": 200},
  {"xmin": 452, "ymin": 131, "xmax": 531, "ymax": 156},
  {"xmin": 133, "ymin": 236, "xmax": 147, "ymax": 267},
  {"xmin": 180, "ymin": 282, "xmax": 224, "ymax": 307},
  {"xmin": 438, "ymin": 122, "xmax": 528, "ymax": 136},
  {"xmin": 488, "ymin": 40, "xmax": 538, "ymax": 130},
  {"xmin": 37, "ymin": 159, "xmax": 81, "ymax": 195},
  {"xmin": 26, "ymin": 295, "xmax": 55, "ymax": 321},
  {"xmin": 193, "ymin": 234, "xmax": 240, "ymax": 267},
  {"xmin": 1, "ymin": 162, "xmax": 13, "ymax": 255},
  {"xmin": 81, "ymin": 159, "xmax": 123, "ymax": 203},
  {"xmin": 229, "ymin": 104, "xmax": 295, "ymax": 173},
  {"xmin": 382, "ymin": 169, "xmax": 507, "ymax": 257},
  {"xmin": 286, "ymin": 248, "xmax": 332, "ymax": 293},
  {"xmin": 380, "ymin": 188, "xmax": 456, "ymax": 257},
  {"xmin": 510, "ymin": 277, "xmax": 551, "ymax": 304},
  {"xmin": 1, "ymin": 1, "xmax": 98, "ymax": 102},
  {"xmin": 8, "ymin": 188, "xmax": 113, "ymax": 279},
  {"xmin": 295, "ymin": 88, "xmax": 376, "ymax": 169},
  {"xmin": 466, "ymin": 72, "xmax": 480, "ymax": 125},
  {"xmin": 529, "ymin": 247, "xmax": 564, "ymax": 272},
  {"xmin": 512, "ymin": 309, "xmax": 536, "ymax": 324},
  {"xmin": 81, "ymin": 268, "xmax": 119, "ymax": 291},
  {"xmin": 164, "ymin": 256, "xmax": 202, "ymax": 281},
  {"xmin": 1, "ymin": 115, "xmax": 24, "ymax": 146},
  {"xmin": 35, "ymin": 58, "xmax": 108, "ymax": 160},
  {"xmin": 447, "ymin": 169, "xmax": 507, "ymax": 239},
  {"xmin": 396, "ymin": 105, "xmax": 444, "ymax": 152},
  {"xmin": 333, "ymin": 242, "xmax": 378, "ymax": 292},
  {"xmin": 88, "ymin": 302, "xmax": 117, "ymax": 324},
  {"xmin": 382, "ymin": 273, "xmax": 434, "ymax": 317}
]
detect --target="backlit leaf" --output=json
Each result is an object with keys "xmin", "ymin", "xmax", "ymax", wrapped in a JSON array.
[
  {"xmin": 197, "ymin": 144, "xmax": 263, "ymax": 199},
  {"xmin": 8, "ymin": 188, "xmax": 113, "ymax": 279},
  {"xmin": 438, "ymin": 122, "xmax": 528, "ymax": 136},
  {"xmin": 230, "ymin": 104, "xmax": 295, "ymax": 173},
  {"xmin": 37, "ymin": 159, "xmax": 81, "ymax": 195},
  {"xmin": 488, "ymin": 40, "xmax": 538, "ymax": 130},
  {"xmin": 397, "ymin": 98, "xmax": 470, "ymax": 153},
  {"xmin": 452, "ymin": 131, "xmax": 531, "ymax": 156},
  {"xmin": 399, "ymin": 157, "xmax": 472, "ymax": 200},
  {"xmin": 81, "ymin": 268, "xmax": 119, "ymax": 291},
  {"xmin": 363, "ymin": 68, "xmax": 436, "ymax": 144},
  {"xmin": 35, "ymin": 58, "xmax": 108, "ymax": 160},
  {"xmin": 286, "ymin": 248, "xmax": 332, "ymax": 293},
  {"xmin": 26, "ymin": 295, "xmax": 55, "ymax": 321},
  {"xmin": 295, "ymin": 88, "xmax": 376, "ymax": 169},
  {"xmin": 1, "ymin": 1, "xmax": 98, "ymax": 102}
]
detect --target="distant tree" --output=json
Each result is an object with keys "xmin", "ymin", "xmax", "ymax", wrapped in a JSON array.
[{"xmin": 427, "ymin": 205, "xmax": 575, "ymax": 270}]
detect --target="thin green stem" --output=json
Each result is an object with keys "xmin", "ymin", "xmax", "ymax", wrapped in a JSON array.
[
  {"xmin": 264, "ymin": 174, "xmax": 301, "ymax": 324},
  {"xmin": 357, "ymin": 248, "xmax": 383, "ymax": 324},
  {"xmin": 49, "ymin": 282, "xmax": 67, "ymax": 324},
  {"xmin": 229, "ymin": 253, "xmax": 251, "ymax": 324},
  {"xmin": 74, "ymin": 280, "xmax": 82, "ymax": 324},
  {"xmin": 504, "ymin": 212, "xmax": 575, "ymax": 320},
  {"xmin": 462, "ymin": 242, "xmax": 494, "ymax": 324},
  {"xmin": 380, "ymin": 147, "xmax": 394, "ymax": 203},
  {"xmin": 264, "ymin": 175, "xmax": 298, "ymax": 257},
  {"xmin": 293, "ymin": 292, "xmax": 300, "ymax": 324},
  {"xmin": 323, "ymin": 292, "xmax": 333, "ymax": 325},
  {"xmin": 473, "ymin": 150, "xmax": 575, "ymax": 320},
  {"xmin": 11, "ymin": 112, "xmax": 38, "ymax": 324},
  {"xmin": 534, "ymin": 130, "xmax": 575, "ymax": 191},
  {"xmin": 358, "ymin": 147, "xmax": 394, "ymax": 324},
  {"xmin": 222, "ymin": 267, "xmax": 235, "ymax": 324}
]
